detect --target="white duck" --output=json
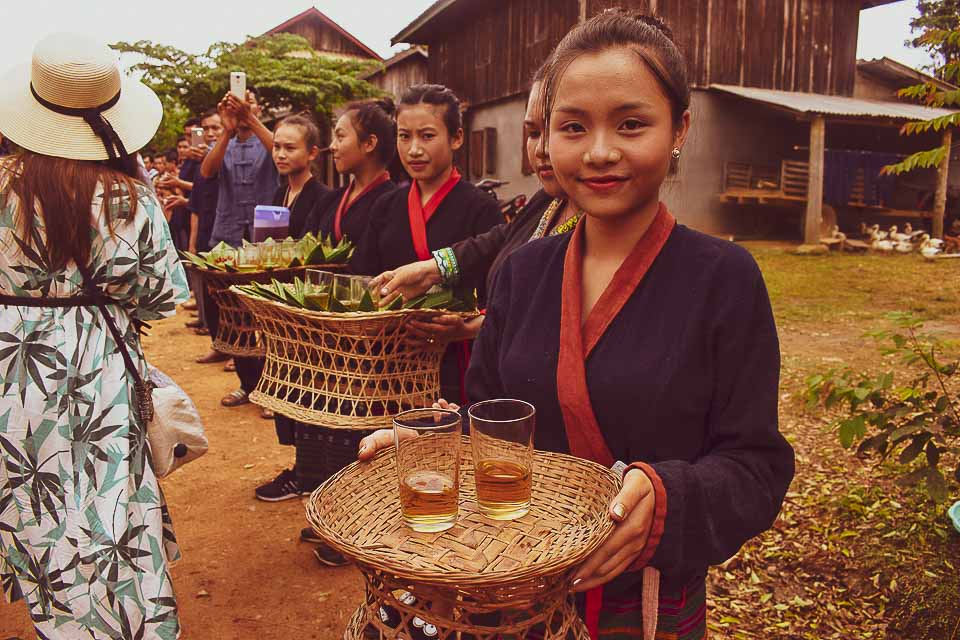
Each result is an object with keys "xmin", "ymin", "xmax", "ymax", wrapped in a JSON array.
[
  {"xmin": 920, "ymin": 233, "xmax": 945, "ymax": 249},
  {"xmin": 869, "ymin": 224, "xmax": 888, "ymax": 241},
  {"xmin": 889, "ymin": 225, "xmax": 912, "ymax": 243},
  {"xmin": 920, "ymin": 236, "xmax": 943, "ymax": 258},
  {"xmin": 903, "ymin": 222, "xmax": 927, "ymax": 242},
  {"xmin": 872, "ymin": 235, "xmax": 895, "ymax": 252},
  {"xmin": 895, "ymin": 239, "xmax": 914, "ymax": 253}
]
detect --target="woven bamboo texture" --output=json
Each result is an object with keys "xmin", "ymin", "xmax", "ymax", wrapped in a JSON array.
[
  {"xmin": 192, "ymin": 265, "xmax": 344, "ymax": 357},
  {"xmin": 342, "ymin": 598, "xmax": 591, "ymax": 639},
  {"xmin": 308, "ymin": 439, "xmax": 619, "ymax": 639},
  {"xmin": 234, "ymin": 290, "xmax": 456, "ymax": 429}
]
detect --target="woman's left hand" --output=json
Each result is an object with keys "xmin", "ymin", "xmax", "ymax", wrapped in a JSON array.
[
  {"xmin": 571, "ymin": 468, "xmax": 656, "ymax": 592},
  {"xmin": 407, "ymin": 314, "xmax": 483, "ymax": 346}
]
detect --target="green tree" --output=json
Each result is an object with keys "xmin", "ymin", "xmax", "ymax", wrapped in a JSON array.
[
  {"xmin": 910, "ymin": 0, "xmax": 960, "ymax": 73},
  {"xmin": 882, "ymin": 27, "xmax": 960, "ymax": 184},
  {"xmin": 112, "ymin": 33, "xmax": 380, "ymax": 151}
]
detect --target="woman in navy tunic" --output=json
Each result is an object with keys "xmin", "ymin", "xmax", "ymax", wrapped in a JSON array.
[
  {"xmin": 303, "ymin": 98, "xmax": 398, "ymax": 241},
  {"xmin": 350, "ymin": 84, "xmax": 503, "ymax": 404}
]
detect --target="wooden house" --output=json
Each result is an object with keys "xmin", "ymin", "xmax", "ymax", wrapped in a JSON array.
[
  {"xmin": 855, "ymin": 56, "xmax": 955, "ymax": 101},
  {"xmin": 264, "ymin": 7, "xmax": 382, "ymax": 62},
  {"xmin": 393, "ymin": 0, "xmax": 958, "ymax": 240},
  {"xmin": 363, "ymin": 47, "xmax": 429, "ymax": 99}
]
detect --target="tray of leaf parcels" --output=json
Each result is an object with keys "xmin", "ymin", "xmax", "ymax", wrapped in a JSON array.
[
  {"xmin": 179, "ymin": 233, "xmax": 352, "ymax": 356},
  {"xmin": 232, "ymin": 274, "xmax": 477, "ymax": 428}
]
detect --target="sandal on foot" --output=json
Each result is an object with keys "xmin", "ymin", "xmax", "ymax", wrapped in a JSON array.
[
  {"xmin": 196, "ymin": 350, "xmax": 228, "ymax": 364},
  {"xmin": 221, "ymin": 389, "xmax": 249, "ymax": 407},
  {"xmin": 223, "ymin": 360, "xmax": 236, "ymax": 372},
  {"xmin": 260, "ymin": 407, "xmax": 275, "ymax": 419}
]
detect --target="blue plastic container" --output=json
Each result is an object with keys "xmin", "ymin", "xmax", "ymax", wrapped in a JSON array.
[
  {"xmin": 949, "ymin": 500, "xmax": 960, "ymax": 535},
  {"xmin": 253, "ymin": 205, "xmax": 290, "ymax": 242}
]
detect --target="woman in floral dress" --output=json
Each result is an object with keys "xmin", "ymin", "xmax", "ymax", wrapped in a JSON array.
[{"xmin": 0, "ymin": 34, "xmax": 188, "ymax": 638}]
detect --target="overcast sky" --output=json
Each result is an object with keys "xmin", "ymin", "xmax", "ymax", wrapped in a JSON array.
[{"xmin": 0, "ymin": 0, "xmax": 934, "ymax": 71}]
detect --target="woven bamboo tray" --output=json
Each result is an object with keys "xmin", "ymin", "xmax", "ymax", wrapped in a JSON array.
[
  {"xmin": 190, "ymin": 264, "xmax": 344, "ymax": 357},
  {"xmin": 234, "ymin": 289, "xmax": 468, "ymax": 429},
  {"xmin": 308, "ymin": 438, "xmax": 620, "ymax": 639}
]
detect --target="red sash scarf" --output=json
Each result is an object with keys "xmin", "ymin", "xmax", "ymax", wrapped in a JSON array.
[
  {"xmin": 556, "ymin": 203, "xmax": 675, "ymax": 639},
  {"xmin": 334, "ymin": 171, "xmax": 391, "ymax": 241},
  {"xmin": 407, "ymin": 167, "xmax": 461, "ymax": 260}
]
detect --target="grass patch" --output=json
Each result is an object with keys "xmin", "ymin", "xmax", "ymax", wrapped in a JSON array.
[{"xmin": 744, "ymin": 246, "xmax": 960, "ymax": 326}]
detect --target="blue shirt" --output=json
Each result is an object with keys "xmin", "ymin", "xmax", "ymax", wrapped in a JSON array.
[{"xmin": 209, "ymin": 135, "xmax": 279, "ymax": 246}]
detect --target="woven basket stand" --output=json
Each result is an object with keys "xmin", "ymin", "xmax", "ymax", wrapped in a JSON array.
[
  {"xmin": 308, "ymin": 439, "xmax": 620, "ymax": 639},
  {"xmin": 234, "ymin": 289, "xmax": 466, "ymax": 430}
]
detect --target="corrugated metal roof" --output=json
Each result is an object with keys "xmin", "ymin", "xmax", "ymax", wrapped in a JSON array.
[{"xmin": 709, "ymin": 84, "xmax": 955, "ymax": 122}]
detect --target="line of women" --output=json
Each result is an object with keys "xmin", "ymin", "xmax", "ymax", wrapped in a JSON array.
[{"xmin": 0, "ymin": 9, "xmax": 794, "ymax": 640}]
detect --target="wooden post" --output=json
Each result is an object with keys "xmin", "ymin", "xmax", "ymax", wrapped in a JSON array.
[
  {"xmin": 579, "ymin": 0, "xmax": 588, "ymax": 22},
  {"xmin": 803, "ymin": 115, "xmax": 826, "ymax": 245},
  {"xmin": 933, "ymin": 128, "xmax": 952, "ymax": 239}
]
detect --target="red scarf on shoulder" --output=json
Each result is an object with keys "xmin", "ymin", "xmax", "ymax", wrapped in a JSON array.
[
  {"xmin": 333, "ymin": 171, "xmax": 391, "ymax": 242},
  {"xmin": 407, "ymin": 168, "xmax": 461, "ymax": 261},
  {"xmin": 556, "ymin": 203, "xmax": 675, "ymax": 640}
]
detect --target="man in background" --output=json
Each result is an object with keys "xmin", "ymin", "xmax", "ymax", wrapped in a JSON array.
[
  {"xmin": 142, "ymin": 152, "xmax": 156, "ymax": 179},
  {"xmin": 200, "ymin": 86, "xmax": 278, "ymax": 415},
  {"xmin": 186, "ymin": 110, "xmax": 224, "ymax": 338}
]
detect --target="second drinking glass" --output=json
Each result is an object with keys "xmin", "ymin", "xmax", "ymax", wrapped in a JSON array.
[{"xmin": 468, "ymin": 399, "xmax": 535, "ymax": 520}]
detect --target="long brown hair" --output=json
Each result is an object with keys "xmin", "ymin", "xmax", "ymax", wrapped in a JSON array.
[{"xmin": 0, "ymin": 151, "xmax": 141, "ymax": 271}]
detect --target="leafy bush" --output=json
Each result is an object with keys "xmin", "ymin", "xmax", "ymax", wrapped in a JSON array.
[{"xmin": 805, "ymin": 313, "xmax": 959, "ymax": 502}]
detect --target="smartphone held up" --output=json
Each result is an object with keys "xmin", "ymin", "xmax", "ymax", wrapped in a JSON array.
[{"xmin": 230, "ymin": 71, "xmax": 246, "ymax": 101}]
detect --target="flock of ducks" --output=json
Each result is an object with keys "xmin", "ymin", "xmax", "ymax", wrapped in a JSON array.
[{"xmin": 821, "ymin": 222, "xmax": 960, "ymax": 258}]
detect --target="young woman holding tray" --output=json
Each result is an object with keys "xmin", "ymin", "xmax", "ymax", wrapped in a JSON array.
[
  {"xmin": 369, "ymin": 69, "xmax": 581, "ymax": 344},
  {"xmin": 350, "ymin": 84, "xmax": 503, "ymax": 404},
  {"xmin": 303, "ymin": 98, "xmax": 398, "ymax": 241},
  {"xmin": 359, "ymin": 11, "xmax": 795, "ymax": 640}
]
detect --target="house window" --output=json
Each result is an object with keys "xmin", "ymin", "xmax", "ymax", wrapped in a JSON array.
[
  {"xmin": 484, "ymin": 128, "xmax": 497, "ymax": 175},
  {"xmin": 470, "ymin": 130, "xmax": 485, "ymax": 179},
  {"xmin": 469, "ymin": 127, "xmax": 499, "ymax": 178}
]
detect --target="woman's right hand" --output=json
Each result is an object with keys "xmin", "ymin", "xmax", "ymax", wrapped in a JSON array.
[
  {"xmin": 372, "ymin": 259, "xmax": 443, "ymax": 308},
  {"xmin": 357, "ymin": 399, "xmax": 460, "ymax": 461}
]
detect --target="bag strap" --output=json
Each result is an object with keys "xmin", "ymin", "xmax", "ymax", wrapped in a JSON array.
[
  {"xmin": 75, "ymin": 262, "xmax": 147, "ymax": 389},
  {"xmin": 0, "ymin": 293, "xmax": 99, "ymax": 307}
]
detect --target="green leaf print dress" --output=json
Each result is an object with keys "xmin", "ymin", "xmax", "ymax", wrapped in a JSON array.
[{"xmin": 0, "ymin": 181, "xmax": 189, "ymax": 639}]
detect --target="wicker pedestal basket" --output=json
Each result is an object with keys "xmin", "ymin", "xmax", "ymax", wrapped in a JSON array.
[
  {"xmin": 234, "ymin": 289, "xmax": 465, "ymax": 429},
  {"xmin": 307, "ymin": 439, "xmax": 621, "ymax": 639},
  {"xmin": 190, "ymin": 264, "xmax": 344, "ymax": 357}
]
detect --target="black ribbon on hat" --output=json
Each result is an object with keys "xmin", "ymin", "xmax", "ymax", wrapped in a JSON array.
[{"xmin": 30, "ymin": 84, "xmax": 128, "ymax": 160}]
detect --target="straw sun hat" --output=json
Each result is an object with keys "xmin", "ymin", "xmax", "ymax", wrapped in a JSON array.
[{"xmin": 0, "ymin": 32, "xmax": 162, "ymax": 161}]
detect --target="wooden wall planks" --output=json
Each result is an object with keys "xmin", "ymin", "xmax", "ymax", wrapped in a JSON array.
[{"xmin": 423, "ymin": 0, "xmax": 863, "ymax": 106}]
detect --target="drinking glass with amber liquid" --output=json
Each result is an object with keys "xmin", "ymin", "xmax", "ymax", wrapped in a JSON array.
[
  {"xmin": 304, "ymin": 269, "xmax": 333, "ymax": 310},
  {"xmin": 394, "ymin": 408, "xmax": 462, "ymax": 533},
  {"xmin": 237, "ymin": 245, "xmax": 260, "ymax": 272},
  {"xmin": 468, "ymin": 399, "xmax": 535, "ymax": 520}
]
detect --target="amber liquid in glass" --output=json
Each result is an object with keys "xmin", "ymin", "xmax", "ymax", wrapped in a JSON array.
[
  {"xmin": 303, "ymin": 293, "xmax": 329, "ymax": 310},
  {"xmin": 399, "ymin": 470, "xmax": 458, "ymax": 532},
  {"xmin": 474, "ymin": 458, "xmax": 532, "ymax": 520}
]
